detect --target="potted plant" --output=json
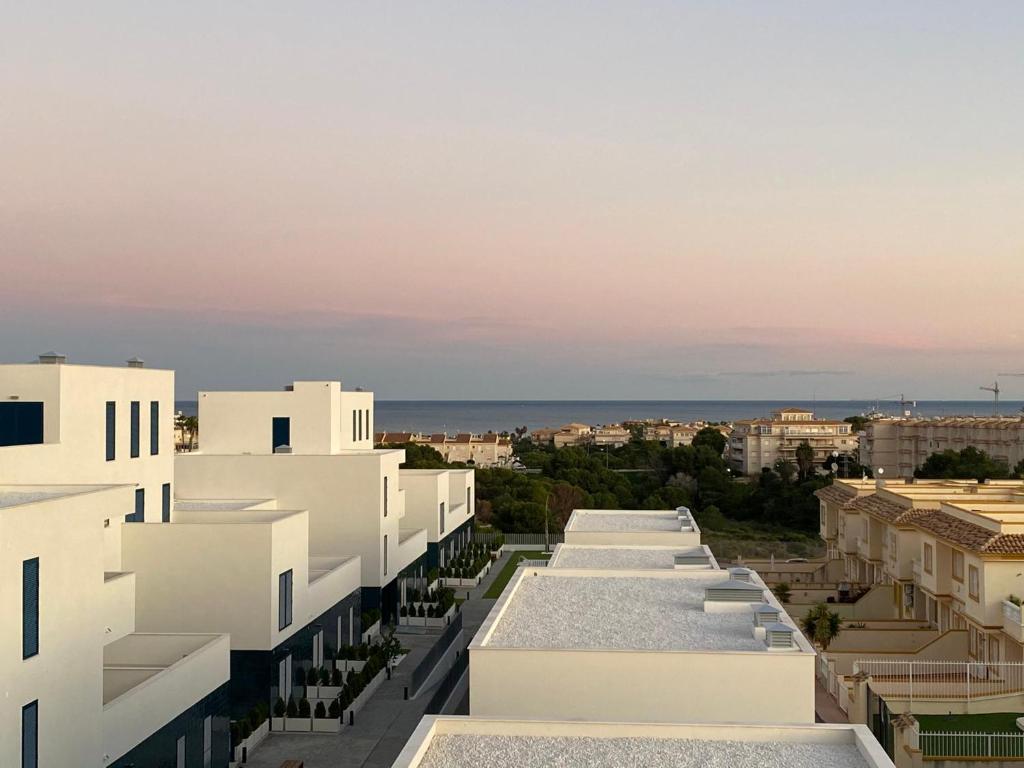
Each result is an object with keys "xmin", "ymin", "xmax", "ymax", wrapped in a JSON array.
[
  {"xmin": 286, "ymin": 697, "xmax": 313, "ymax": 732},
  {"xmin": 272, "ymin": 697, "xmax": 287, "ymax": 731}
]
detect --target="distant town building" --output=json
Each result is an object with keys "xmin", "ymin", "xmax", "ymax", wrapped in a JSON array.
[
  {"xmin": 376, "ymin": 431, "xmax": 513, "ymax": 467},
  {"xmin": 728, "ymin": 408, "xmax": 857, "ymax": 474},
  {"xmin": 861, "ymin": 416, "xmax": 1024, "ymax": 478},
  {"xmin": 591, "ymin": 424, "xmax": 631, "ymax": 447}
]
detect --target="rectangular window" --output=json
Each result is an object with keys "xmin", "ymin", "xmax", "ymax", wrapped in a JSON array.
[
  {"xmin": 923, "ymin": 543, "xmax": 933, "ymax": 574},
  {"xmin": 278, "ymin": 654, "xmax": 292, "ymax": 704},
  {"xmin": 106, "ymin": 401, "xmax": 116, "ymax": 461},
  {"xmin": 968, "ymin": 565, "xmax": 980, "ymax": 600},
  {"xmin": 383, "ymin": 534, "xmax": 388, "ymax": 575},
  {"xmin": 352, "ymin": 410, "xmax": 357, "ymax": 442},
  {"xmin": 383, "ymin": 477, "xmax": 388, "ymax": 517},
  {"xmin": 162, "ymin": 483, "xmax": 171, "ymax": 523},
  {"xmin": 439, "ymin": 501, "xmax": 445, "ymax": 534},
  {"xmin": 176, "ymin": 735, "xmax": 186, "ymax": 768},
  {"xmin": 278, "ymin": 570, "xmax": 293, "ymax": 630},
  {"xmin": 129, "ymin": 488, "xmax": 144, "ymax": 523},
  {"xmin": 357, "ymin": 410, "xmax": 363, "ymax": 441},
  {"xmin": 22, "ymin": 701, "xmax": 38, "ymax": 768},
  {"xmin": 150, "ymin": 401, "xmax": 159, "ymax": 455},
  {"xmin": 364, "ymin": 409, "xmax": 370, "ymax": 441},
  {"xmin": 313, "ymin": 630, "xmax": 324, "ymax": 667},
  {"xmin": 0, "ymin": 402, "xmax": 44, "ymax": 447},
  {"xmin": 202, "ymin": 715, "xmax": 212, "ymax": 768},
  {"xmin": 130, "ymin": 401, "xmax": 140, "ymax": 458},
  {"xmin": 272, "ymin": 417, "xmax": 290, "ymax": 452},
  {"xmin": 467, "ymin": 487, "xmax": 472, "ymax": 514},
  {"xmin": 23, "ymin": 558, "xmax": 39, "ymax": 659},
  {"xmin": 952, "ymin": 550, "xmax": 964, "ymax": 582}
]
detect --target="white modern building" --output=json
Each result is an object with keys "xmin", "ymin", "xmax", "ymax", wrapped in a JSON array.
[
  {"xmin": 468, "ymin": 565, "xmax": 816, "ymax": 724},
  {"xmin": 393, "ymin": 717, "xmax": 893, "ymax": 768},
  {"xmin": 563, "ymin": 507, "xmax": 701, "ymax": 547},
  {"xmin": 0, "ymin": 356, "xmax": 231, "ymax": 768},
  {"xmin": 399, "ymin": 468, "xmax": 476, "ymax": 571}
]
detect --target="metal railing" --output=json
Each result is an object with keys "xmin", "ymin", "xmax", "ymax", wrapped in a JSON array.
[
  {"xmin": 854, "ymin": 659, "xmax": 1024, "ymax": 706},
  {"xmin": 424, "ymin": 649, "xmax": 469, "ymax": 715},
  {"xmin": 915, "ymin": 724, "xmax": 1024, "ymax": 759},
  {"xmin": 474, "ymin": 532, "xmax": 564, "ymax": 546},
  {"xmin": 410, "ymin": 611, "xmax": 463, "ymax": 696}
]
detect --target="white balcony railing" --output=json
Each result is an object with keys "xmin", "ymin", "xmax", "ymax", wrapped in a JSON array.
[
  {"xmin": 853, "ymin": 659, "xmax": 1024, "ymax": 706},
  {"xmin": 1003, "ymin": 600, "xmax": 1024, "ymax": 626},
  {"xmin": 912, "ymin": 559, "xmax": 922, "ymax": 580}
]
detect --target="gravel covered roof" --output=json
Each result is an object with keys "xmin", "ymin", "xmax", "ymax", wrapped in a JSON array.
[
  {"xmin": 552, "ymin": 546, "xmax": 708, "ymax": 570},
  {"xmin": 416, "ymin": 734, "xmax": 870, "ymax": 768},
  {"xmin": 569, "ymin": 511, "xmax": 682, "ymax": 532},
  {"xmin": 485, "ymin": 573, "xmax": 765, "ymax": 651}
]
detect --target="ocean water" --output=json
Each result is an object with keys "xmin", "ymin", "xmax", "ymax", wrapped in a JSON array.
[{"xmin": 174, "ymin": 399, "xmax": 1024, "ymax": 435}]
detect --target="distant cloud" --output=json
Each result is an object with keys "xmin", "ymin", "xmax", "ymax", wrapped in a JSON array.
[{"xmin": 716, "ymin": 370, "xmax": 854, "ymax": 378}]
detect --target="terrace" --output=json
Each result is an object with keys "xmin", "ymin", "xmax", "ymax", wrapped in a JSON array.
[
  {"xmin": 394, "ymin": 717, "xmax": 893, "ymax": 768},
  {"xmin": 563, "ymin": 507, "xmax": 701, "ymax": 546},
  {"xmin": 548, "ymin": 543, "xmax": 718, "ymax": 570}
]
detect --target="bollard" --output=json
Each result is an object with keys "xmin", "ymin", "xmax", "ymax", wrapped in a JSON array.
[{"xmin": 404, "ymin": 686, "xmax": 409, "ymax": 700}]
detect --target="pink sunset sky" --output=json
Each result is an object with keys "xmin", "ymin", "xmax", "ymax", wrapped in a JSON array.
[{"xmin": 2, "ymin": 2, "xmax": 1023, "ymax": 399}]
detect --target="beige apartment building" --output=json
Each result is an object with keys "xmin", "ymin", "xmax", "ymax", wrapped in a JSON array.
[
  {"xmin": 816, "ymin": 478, "xmax": 1024, "ymax": 666},
  {"xmin": 643, "ymin": 422, "xmax": 698, "ymax": 447},
  {"xmin": 860, "ymin": 416, "xmax": 1024, "ymax": 478},
  {"xmin": 376, "ymin": 431, "xmax": 513, "ymax": 468},
  {"xmin": 728, "ymin": 408, "xmax": 857, "ymax": 474}
]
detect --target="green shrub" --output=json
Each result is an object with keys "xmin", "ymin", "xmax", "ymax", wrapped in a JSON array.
[
  {"xmin": 411, "ymin": 588, "xmax": 421, "ymax": 602},
  {"xmin": 331, "ymin": 667, "xmax": 342, "ymax": 686},
  {"xmin": 347, "ymin": 669, "xmax": 356, "ymax": 686},
  {"xmin": 306, "ymin": 667, "xmax": 318, "ymax": 686},
  {"xmin": 298, "ymin": 698, "xmax": 311, "ymax": 718},
  {"xmin": 286, "ymin": 696, "xmax": 298, "ymax": 718},
  {"xmin": 427, "ymin": 567, "xmax": 439, "ymax": 582},
  {"xmin": 426, "ymin": 604, "xmax": 435, "ymax": 618},
  {"xmin": 314, "ymin": 701, "xmax": 327, "ymax": 719},
  {"xmin": 273, "ymin": 697, "xmax": 286, "ymax": 718},
  {"xmin": 240, "ymin": 719, "xmax": 251, "ymax": 740},
  {"xmin": 400, "ymin": 604, "xmax": 408, "ymax": 617},
  {"xmin": 230, "ymin": 721, "xmax": 240, "ymax": 746},
  {"xmin": 328, "ymin": 699, "xmax": 341, "ymax": 718},
  {"xmin": 319, "ymin": 667, "xmax": 330, "ymax": 686},
  {"xmin": 417, "ymin": 604, "xmax": 425, "ymax": 618},
  {"xmin": 358, "ymin": 644, "xmax": 368, "ymax": 660}
]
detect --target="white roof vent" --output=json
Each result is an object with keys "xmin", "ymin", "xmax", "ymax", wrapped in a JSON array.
[
  {"xmin": 126, "ymin": 357, "xmax": 145, "ymax": 368},
  {"xmin": 763, "ymin": 622, "xmax": 796, "ymax": 650},
  {"xmin": 728, "ymin": 566, "xmax": 755, "ymax": 583},
  {"xmin": 704, "ymin": 580, "xmax": 765, "ymax": 603},
  {"xmin": 752, "ymin": 604, "xmax": 782, "ymax": 627},
  {"xmin": 274, "ymin": 445, "xmax": 293, "ymax": 454},
  {"xmin": 674, "ymin": 552, "xmax": 712, "ymax": 568},
  {"xmin": 38, "ymin": 352, "xmax": 66, "ymax": 365}
]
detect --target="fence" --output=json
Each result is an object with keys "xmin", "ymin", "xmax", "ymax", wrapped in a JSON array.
[
  {"xmin": 854, "ymin": 659, "xmax": 1024, "ymax": 706},
  {"xmin": 817, "ymin": 655, "xmax": 849, "ymax": 713},
  {"xmin": 911, "ymin": 723, "xmax": 1024, "ymax": 759},
  {"xmin": 474, "ymin": 532, "xmax": 564, "ymax": 547},
  {"xmin": 424, "ymin": 649, "xmax": 469, "ymax": 715},
  {"xmin": 410, "ymin": 611, "xmax": 464, "ymax": 696}
]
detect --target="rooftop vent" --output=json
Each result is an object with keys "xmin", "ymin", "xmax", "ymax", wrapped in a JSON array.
[
  {"xmin": 752, "ymin": 604, "xmax": 782, "ymax": 627},
  {"xmin": 704, "ymin": 580, "xmax": 765, "ymax": 603},
  {"xmin": 763, "ymin": 622, "xmax": 796, "ymax": 650},
  {"xmin": 126, "ymin": 357, "xmax": 145, "ymax": 368},
  {"xmin": 728, "ymin": 566, "xmax": 754, "ymax": 583},
  {"xmin": 674, "ymin": 552, "xmax": 712, "ymax": 568},
  {"xmin": 274, "ymin": 445, "xmax": 293, "ymax": 454},
  {"xmin": 38, "ymin": 352, "xmax": 66, "ymax": 365}
]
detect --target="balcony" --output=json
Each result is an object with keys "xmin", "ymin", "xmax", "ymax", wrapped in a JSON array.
[
  {"xmin": 308, "ymin": 555, "xmax": 362, "ymax": 617},
  {"xmin": 102, "ymin": 633, "xmax": 229, "ymax": 765},
  {"xmin": 397, "ymin": 527, "xmax": 428, "ymax": 573},
  {"xmin": 102, "ymin": 571, "xmax": 136, "ymax": 644},
  {"xmin": 1003, "ymin": 600, "xmax": 1024, "ymax": 643}
]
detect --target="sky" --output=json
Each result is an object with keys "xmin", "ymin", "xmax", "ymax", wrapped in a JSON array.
[{"xmin": 2, "ymin": 2, "xmax": 1023, "ymax": 400}]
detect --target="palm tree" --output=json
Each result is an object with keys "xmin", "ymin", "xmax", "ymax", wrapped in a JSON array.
[{"xmin": 801, "ymin": 603, "xmax": 842, "ymax": 649}]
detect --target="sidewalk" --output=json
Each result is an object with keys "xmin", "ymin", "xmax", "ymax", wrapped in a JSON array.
[
  {"xmin": 244, "ymin": 551, "xmax": 513, "ymax": 768},
  {"xmin": 815, "ymin": 679, "xmax": 849, "ymax": 724}
]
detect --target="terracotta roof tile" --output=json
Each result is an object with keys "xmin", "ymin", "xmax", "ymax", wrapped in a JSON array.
[
  {"xmin": 815, "ymin": 484, "xmax": 858, "ymax": 506},
  {"xmin": 847, "ymin": 495, "xmax": 908, "ymax": 523},
  {"xmin": 910, "ymin": 511, "xmax": 999, "ymax": 552}
]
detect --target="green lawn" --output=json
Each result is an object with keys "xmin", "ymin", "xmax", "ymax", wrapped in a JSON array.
[
  {"xmin": 914, "ymin": 713, "xmax": 1024, "ymax": 758},
  {"xmin": 915, "ymin": 713, "xmax": 1022, "ymax": 733},
  {"xmin": 483, "ymin": 551, "xmax": 552, "ymax": 599}
]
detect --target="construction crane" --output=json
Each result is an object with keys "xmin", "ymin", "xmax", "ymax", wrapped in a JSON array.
[{"xmin": 980, "ymin": 380, "xmax": 1000, "ymax": 414}]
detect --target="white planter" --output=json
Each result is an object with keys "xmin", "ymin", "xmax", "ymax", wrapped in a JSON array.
[
  {"xmin": 390, "ymin": 651, "xmax": 408, "ymax": 668},
  {"xmin": 304, "ymin": 685, "xmax": 320, "ymax": 699},
  {"xmin": 284, "ymin": 717, "xmax": 312, "ymax": 732},
  {"xmin": 334, "ymin": 658, "xmax": 367, "ymax": 673},
  {"xmin": 271, "ymin": 717, "xmax": 286, "ymax": 732},
  {"xmin": 232, "ymin": 720, "xmax": 270, "ymax": 763},
  {"xmin": 361, "ymin": 620, "xmax": 381, "ymax": 644},
  {"xmin": 426, "ymin": 605, "xmax": 457, "ymax": 627},
  {"xmin": 312, "ymin": 718, "xmax": 342, "ymax": 733},
  {"xmin": 490, "ymin": 546, "xmax": 504, "ymax": 560},
  {"xmin": 317, "ymin": 684, "xmax": 343, "ymax": 699}
]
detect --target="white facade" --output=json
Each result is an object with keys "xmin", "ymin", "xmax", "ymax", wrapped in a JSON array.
[
  {"xmin": 468, "ymin": 566, "xmax": 816, "ymax": 725},
  {"xmin": 548, "ymin": 542, "xmax": 719, "ymax": 570},
  {"xmin": 399, "ymin": 469, "xmax": 475, "ymax": 563},
  {"xmin": 394, "ymin": 717, "xmax": 893, "ymax": 768}
]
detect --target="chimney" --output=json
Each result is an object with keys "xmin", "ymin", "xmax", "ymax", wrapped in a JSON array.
[
  {"xmin": 38, "ymin": 352, "xmax": 66, "ymax": 365},
  {"xmin": 126, "ymin": 357, "xmax": 145, "ymax": 369}
]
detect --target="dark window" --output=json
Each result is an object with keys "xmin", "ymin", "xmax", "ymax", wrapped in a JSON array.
[
  {"xmin": 0, "ymin": 402, "xmax": 44, "ymax": 447},
  {"xmin": 467, "ymin": 487, "xmax": 472, "ymax": 514},
  {"xmin": 23, "ymin": 558, "xmax": 39, "ymax": 659},
  {"xmin": 364, "ymin": 409, "xmax": 369, "ymax": 440},
  {"xmin": 352, "ymin": 410, "xmax": 357, "ymax": 442},
  {"xmin": 22, "ymin": 701, "xmax": 38, "ymax": 768},
  {"xmin": 383, "ymin": 477, "xmax": 388, "ymax": 517},
  {"xmin": 130, "ymin": 401, "xmax": 140, "ymax": 458},
  {"xmin": 278, "ymin": 570, "xmax": 293, "ymax": 630},
  {"xmin": 106, "ymin": 401, "xmax": 116, "ymax": 461},
  {"xmin": 272, "ymin": 417, "xmax": 290, "ymax": 452},
  {"xmin": 383, "ymin": 534, "xmax": 388, "ymax": 575},
  {"xmin": 439, "ymin": 502, "xmax": 445, "ymax": 534},
  {"xmin": 150, "ymin": 401, "xmax": 159, "ymax": 455},
  {"xmin": 162, "ymin": 483, "xmax": 171, "ymax": 523},
  {"xmin": 176, "ymin": 735, "xmax": 185, "ymax": 768},
  {"xmin": 129, "ymin": 488, "xmax": 144, "ymax": 523}
]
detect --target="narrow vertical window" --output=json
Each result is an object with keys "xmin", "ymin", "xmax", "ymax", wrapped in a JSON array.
[
  {"xmin": 383, "ymin": 534, "xmax": 388, "ymax": 575},
  {"xmin": 202, "ymin": 715, "xmax": 212, "ymax": 768},
  {"xmin": 131, "ymin": 488, "xmax": 144, "ymax": 523},
  {"xmin": 383, "ymin": 476, "xmax": 388, "ymax": 517},
  {"xmin": 23, "ymin": 558, "xmax": 39, "ymax": 659},
  {"xmin": 105, "ymin": 401, "xmax": 116, "ymax": 461},
  {"xmin": 272, "ymin": 417, "xmax": 290, "ymax": 452},
  {"xmin": 22, "ymin": 701, "xmax": 38, "ymax": 768},
  {"xmin": 150, "ymin": 401, "xmax": 159, "ymax": 455},
  {"xmin": 176, "ymin": 735, "xmax": 185, "ymax": 768},
  {"xmin": 439, "ymin": 501, "xmax": 445, "ymax": 534},
  {"xmin": 130, "ymin": 401, "xmax": 140, "ymax": 458},
  {"xmin": 364, "ymin": 409, "xmax": 369, "ymax": 441},
  {"xmin": 357, "ymin": 410, "xmax": 363, "ymax": 441},
  {"xmin": 352, "ymin": 411, "xmax": 357, "ymax": 442},
  {"xmin": 279, "ymin": 570, "xmax": 293, "ymax": 630},
  {"xmin": 162, "ymin": 483, "xmax": 171, "ymax": 523},
  {"xmin": 467, "ymin": 487, "xmax": 472, "ymax": 514}
]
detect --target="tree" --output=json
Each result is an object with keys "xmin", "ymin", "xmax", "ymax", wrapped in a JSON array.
[
  {"xmin": 795, "ymin": 441, "xmax": 815, "ymax": 479},
  {"xmin": 692, "ymin": 427, "xmax": 727, "ymax": 455},
  {"xmin": 801, "ymin": 604, "xmax": 842, "ymax": 649},
  {"xmin": 1015, "ymin": 459, "xmax": 1024, "ymax": 479},
  {"xmin": 772, "ymin": 583, "xmax": 792, "ymax": 602},
  {"xmin": 916, "ymin": 447, "xmax": 1010, "ymax": 481},
  {"xmin": 175, "ymin": 413, "xmax": 198, "ymax": 450},
  {"xmin": 844, "ymin": 415, "xmax": 869, "ymax": 433}
]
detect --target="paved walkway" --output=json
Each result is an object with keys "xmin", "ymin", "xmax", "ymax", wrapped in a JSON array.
[
  {"xmin": 244, "ymin": 553, "xmax": 512, "ymax": 768},
  {"xmin": 815, "ymin": 679, "xmax": 849, "ymax": 723}
]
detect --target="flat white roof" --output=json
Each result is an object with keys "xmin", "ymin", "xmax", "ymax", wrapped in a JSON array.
[
  {"xmin": 566, "ymin": 509, "xmax": 685, "ymax": 532},
  {"xmin": 0, "ymin": 484, "xmax": 120, "ymax": 509},
  {"xmin": 174, "ymin": 499, "xmax": 270, "ymax": 511},
  {"xmin": 480, "ymin": 569, "xmax": 806, "ymax": 653},
  {"xmin": 396, "ymin": 719, "xmax": 891, "ymax": 768},
  {"xmin": 550, "ymin": 544, "xmax": 716, "ymax": 570}
]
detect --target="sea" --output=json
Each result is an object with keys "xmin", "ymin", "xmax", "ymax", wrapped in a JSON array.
[{"xmin": 173, "ymin": 400, "xmax": 1024, "ymax": 435}]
